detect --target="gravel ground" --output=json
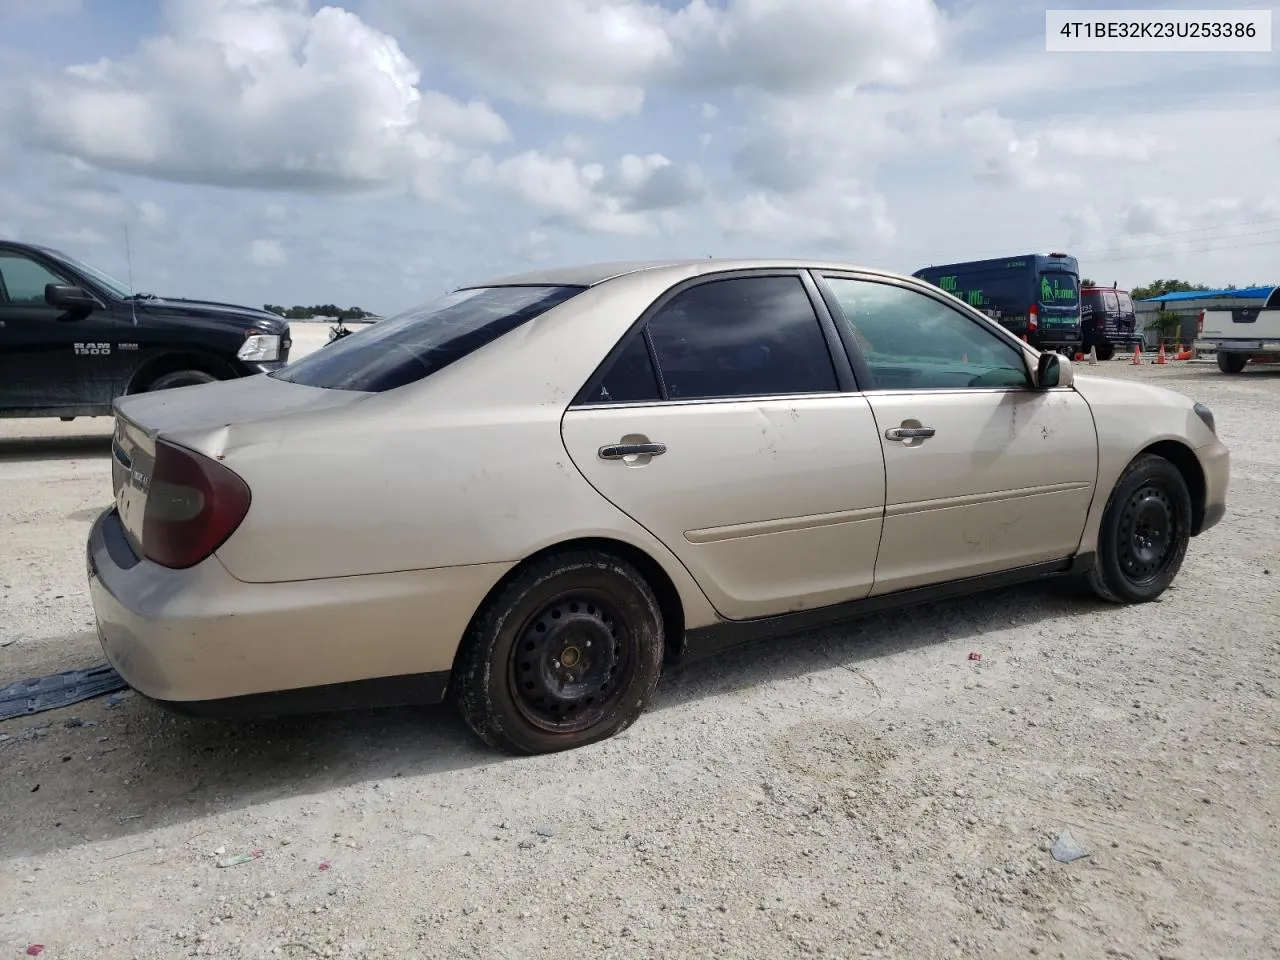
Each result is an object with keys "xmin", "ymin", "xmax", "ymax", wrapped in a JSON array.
[{"xmin": 1, "ymin": 359, "xmax": 1277, "ymax": 960}]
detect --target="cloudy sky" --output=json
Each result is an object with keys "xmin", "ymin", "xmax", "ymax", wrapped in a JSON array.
[{"xmin": 0, "ymin": 0, "xmax": 1276, "ymax": 316}]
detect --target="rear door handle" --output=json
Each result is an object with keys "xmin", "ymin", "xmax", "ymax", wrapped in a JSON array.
[
  {"xmin": 599, "ymin": 442, "xmax": 667, "ymax": 460},
  {"xmin": 885, "ymin": 426, "xmax": 936, "ymax": 441}
]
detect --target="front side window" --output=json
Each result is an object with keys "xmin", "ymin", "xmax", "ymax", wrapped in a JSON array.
[
  {"xmin": 1039, "ymin": 272, "xmax": 1079, "ymax": 307},
  {"xmin": 273, "ymin": 285, "xmax": 583, "ymax": 392},
  {"xmin": 822, "ymin": 277, "xmax": 1029, "ymax": 391},
  {"xmin": 0, "ymin": 254, "xmax": 69, "ymax": 306},
  {"xmin": 640, "ymin": 275, "xmax": 838, "ymax": 401}
]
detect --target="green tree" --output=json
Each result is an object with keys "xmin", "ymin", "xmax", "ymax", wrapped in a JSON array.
[
  {"xmin": 1081, "ymin": 278, "xmax": 1095, "ymax": 287},
  {"xmin": 1129, "ymin": 279, "xmax": 1211, "ymax": 301}
]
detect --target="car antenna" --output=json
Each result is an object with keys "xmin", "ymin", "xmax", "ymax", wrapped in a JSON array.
[{"xmin": 123, "ymin": 222, "xmax": 137, "ymax": 325}]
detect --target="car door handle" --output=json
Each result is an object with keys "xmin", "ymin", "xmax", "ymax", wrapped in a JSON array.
[
  {"xmin": 885, "ymin": 426, "xmax": 936, "ymax": 441},
  {"xmin": 599, "ymin": 442, "xmax": 667, "ymax": 460}
]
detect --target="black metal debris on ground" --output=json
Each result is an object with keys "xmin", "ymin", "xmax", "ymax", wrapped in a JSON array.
[{"xmin": 0, "ymin": 663, "xmax": 128, "ymax": 722}]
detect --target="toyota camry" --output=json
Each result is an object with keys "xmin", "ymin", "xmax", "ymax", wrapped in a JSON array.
[{"xmin": 87, "ymin": 259, "xmax": 1229, "ymax": 754}]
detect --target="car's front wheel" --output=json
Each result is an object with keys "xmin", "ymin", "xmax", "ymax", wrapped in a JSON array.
[
  {"xmin": 1086, "ymin": 453, "xmax": 1192, "ymax": 604},
  {"xmin": 453, "ymin": 549, "xmax": 665, "ymax": 754}
]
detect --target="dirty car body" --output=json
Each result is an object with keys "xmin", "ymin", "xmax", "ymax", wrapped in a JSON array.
[{"xmin": 86, "ymin": 259, "xmax": 1229, "ymax": 754}]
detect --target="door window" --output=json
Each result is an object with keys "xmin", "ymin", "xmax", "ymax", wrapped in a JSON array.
[
  {"xmin": 640, "ymin": 275, "xmax": 838, "ymax": 401},
  {"xmin": 0, "ymin": 254, "xmax": 69, "ymax": 305},
  {"xmin": 823, "ymin": 277, "xmax": 1029, "ymax": 391}
]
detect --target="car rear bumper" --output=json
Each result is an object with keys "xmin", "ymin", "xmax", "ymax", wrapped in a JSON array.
[
  {"xmin": 86, "ymin": 507, "xmax": 511, "ymax": 710},
  {"xmin": 1196, "ymin": 438, "xmax": 1230, "ymax": 535},
  {"xmin": 1195, "ymin": 340, "xmax": 1280, "ymax": 354}
]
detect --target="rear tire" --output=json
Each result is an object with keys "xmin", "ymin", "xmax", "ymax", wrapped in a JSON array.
[
  {"xmin": 145, "ymin": 369, "xmax": 219, "ymax": 392},
  {"xmin": 453, "ymin": 550, "xmax": 665, "ymax": 755},
  {"xmin": 1094, "ymin": 343, "xmax": 1115, "ymax": 362},
  {"xmin": 1216, "ymin": 352, "xmax": 1248, "ymax": 374},
  {"xmin": 1086, "ymin": 454, "xmax": 1192, "ymax": 604}
]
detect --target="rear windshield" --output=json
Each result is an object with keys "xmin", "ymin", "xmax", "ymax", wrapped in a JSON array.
[
  {"xmin": 1116, "ymin": 292, "xmax": 1135, "ymax": 314},
  {"xmin": 1039, "ymin": 272, "xmax": 1078, "ymax": 307},
  {"xmin": 272, "ymin": 285, "xmax": 583, "ymax": 392}
]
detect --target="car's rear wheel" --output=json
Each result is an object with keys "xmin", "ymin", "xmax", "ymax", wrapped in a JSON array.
[
  {"xmin": 145, "ymin": 369, "xmax": 219, "ymax": 392},
  {"xmin": 1094, "ymin": 343, "xmax": 1115, "ymax": 362},
  {"xmin": 453, "ymin": 549, "xmax": 665, "ymax": 754},
  {"xmin": 1086, "ymin": 453, "xmax": 1192, "ymax": 604},
  {"xmin": 1217, "ymin": 352, "xmax": 1248, "ymax": 374}
]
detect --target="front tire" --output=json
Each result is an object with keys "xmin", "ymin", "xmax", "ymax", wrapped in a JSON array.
[
  {"xmin": 1217, "ymin": 352, "xmax": 1248, "ymax": 374},
  {"xmin": 453, "ymin": 550, "xmax": 665, "ymax": 755},
  {"xmin": 145, "ymin": 369, "xmax": 219, "ymax": 392},
  {"xmin": 1086, "ymin": 454, "xmax": 1192, "ymax": 604}
]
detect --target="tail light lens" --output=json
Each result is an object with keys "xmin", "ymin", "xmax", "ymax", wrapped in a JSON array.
[
  {"xmin": 1196, "ymin": 309, "xmax": 1205, "ymax": 337},
  {"xmin": 1028, "ymin": 304, "xmax": 1039, "ymax": 331},
  {"xmin": 141, "ymin": 440, "xmax": 251, "ymax": 569}
]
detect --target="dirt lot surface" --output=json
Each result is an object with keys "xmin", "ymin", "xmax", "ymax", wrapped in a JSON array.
[{"xmin": 2, "ymin": 360, "xmax": 1277, "ymax": 960}]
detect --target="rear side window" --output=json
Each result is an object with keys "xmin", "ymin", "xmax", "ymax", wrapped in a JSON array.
[
  {"xmin": 641, "ymin": 275, "xmax": 838, "ymax": 401},
  {"xmin": 273, "ymin": 285, "xmax": 583, "ymax": 392},
  {"xmin": 583, "ymin": 333, "xmax": 662, "ymax": 404}
]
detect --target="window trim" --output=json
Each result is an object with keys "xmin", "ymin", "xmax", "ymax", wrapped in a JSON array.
[
  {"xmin": 812, "ymin": 270, "xmax": 1038, "ymax": 395},
  {"xmin": 570, "ymin": 268, "xmax": 859, "ymax": 408}
]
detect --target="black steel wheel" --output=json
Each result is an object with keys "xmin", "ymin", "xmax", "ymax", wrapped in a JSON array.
[
  {"xmin": 1086, "ymin": 454, "xmax": 1192, "ymax": 604},
  {"xmin": 453, "ymin": 550, "xmax": 665, "ymax": 754}
]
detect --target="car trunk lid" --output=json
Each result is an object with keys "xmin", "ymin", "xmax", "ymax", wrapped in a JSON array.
[{"xmin": 110, "ymin": 374, "xmax": 370, "ymax": 554}]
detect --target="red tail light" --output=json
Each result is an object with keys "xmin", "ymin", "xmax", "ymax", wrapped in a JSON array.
[
  {"xmin": 1196, "ymin": 309, "xmax": 1205, "ymax": 337},
  {"xmin": 1028, "ymin": 304, "xmax": 1039, "ymax": 332},
  {"xmin": 141, "ymin": 440, "xmax": 251, "ymax": 569}
]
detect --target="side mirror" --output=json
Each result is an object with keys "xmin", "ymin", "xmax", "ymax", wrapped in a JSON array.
[
  {"xmin": 45, "ymin": 283, "xmax": 97, "ymax": 313},
  {"xmin": 1035, "ymin": 351, "xmax": 1073, "ymax": 389}
]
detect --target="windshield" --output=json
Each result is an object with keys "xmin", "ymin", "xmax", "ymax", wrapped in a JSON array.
[
  {"xmin": 272, "ymin": 284, "xmax": 584, "ymax": 392},
  {"xmin": 1038, "ymin": 272, "xmax": 1079, "ymax": 307},
  {"xmin": 45, "ymin": 249, "xmax": 135, "ymax": 299}
]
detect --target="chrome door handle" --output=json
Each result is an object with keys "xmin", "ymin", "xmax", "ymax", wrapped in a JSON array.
[
  {"xmin": 599, "ymin": 442, "xmax": 667, "ymax": 460},
  {"xmin": 885, "ymin": 426, "xmax": 936, "ymax": 441}
]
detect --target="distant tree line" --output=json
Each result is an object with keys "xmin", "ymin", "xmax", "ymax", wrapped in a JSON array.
[
  {"xmin": 1128, "ymin": 279, "xmax": 1275, "ymax": 300},
  {"xmin": 263, "ymin": 304, "xmax": 375, "ymax": 320}
]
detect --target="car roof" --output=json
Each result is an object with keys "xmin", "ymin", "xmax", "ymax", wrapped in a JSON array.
[{"xmin": 463, "ymin": 258, "xmax": 909, "ymax": 290}]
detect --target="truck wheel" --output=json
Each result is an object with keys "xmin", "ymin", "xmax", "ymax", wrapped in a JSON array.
[
  {"xmin": 1216, "ymin": 353, "xmax": 1247, "ymax": 374},
  {"xmin": 145, "ymin": 370, "xmax": 219, "ymax": 392},
  {"xmin": 1094, "ymin": 343, "xmax": 1115, "ymax": 362}
]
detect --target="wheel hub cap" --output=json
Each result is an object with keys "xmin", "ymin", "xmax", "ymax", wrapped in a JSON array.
[
  {"xmin": 511, "ymin": 598, "xmax": 629, "ymax": 732},
  {"xmin": 1118, "ymin": 485, "xmax": 1176, "ymax": 584}
]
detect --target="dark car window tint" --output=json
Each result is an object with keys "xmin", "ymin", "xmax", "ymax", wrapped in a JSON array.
[
  {"xmin": 0, "ymin": 254, "xmax": 69, "ymax": 305},
  {"xmin": 584, "ymin": 332, "xmax": 661, "ymax": 404},
  {"xmin": 642, "ymin": 276, "xmax": 837, "ymax": 401},
  {"xmin": 823, "ymin": 277, "xmax": 1028, "ymax": 391},
  {"xmin": 273, "ymin": 285, "xmax": 583, "ymax": 393}
]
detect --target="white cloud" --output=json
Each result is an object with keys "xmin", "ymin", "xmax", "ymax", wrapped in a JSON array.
[
  {"xmin": 466, "ymin": 150, "xmax": 706, "ymax": 235},
  {"xmin": 249, "ymin": 238, "xmax": 287, "ymax": 267},
  {"xmin": 380, "ymin": 0, "xmax": 944, "ymax": 119},
  {"xmin": 20, "ymin": 0, "xmax": 510, "ymax": 195}
]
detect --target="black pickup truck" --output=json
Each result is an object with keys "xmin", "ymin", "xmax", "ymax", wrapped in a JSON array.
[{"xmin": 0, "ymin": 240, "xmax": 292, "ymax": 419}]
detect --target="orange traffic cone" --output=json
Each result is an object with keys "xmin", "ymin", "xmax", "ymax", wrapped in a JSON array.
[
  {"xmin": 1155, "ymin": 344, "xmax": 1167, "ymax": 365},
  {"xmin": 1176, "ymin": 348, "xmax": 1193, "ymax": 361},
  {"xmin": 1131, "ymin": 345, "xmax": 1143, "ymax": 365}
]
